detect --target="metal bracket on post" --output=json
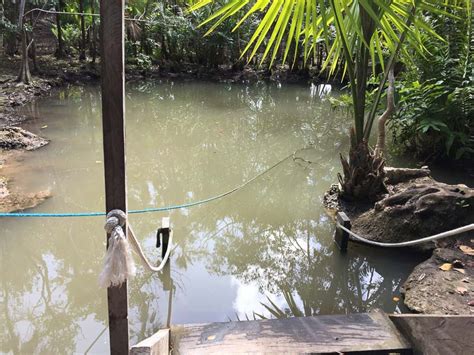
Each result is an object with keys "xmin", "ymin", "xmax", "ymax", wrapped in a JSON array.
[
  {"xmin": 156, "ymin": 217, "xmax": 171, "ymax": 259},
  {"xmin": 334, "ymin": 212, "xmax": 351, "ymax": 252}
]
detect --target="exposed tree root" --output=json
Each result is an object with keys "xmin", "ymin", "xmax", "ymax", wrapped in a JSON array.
[{"xmin": 384, "ymin": 167, "xmax": 430, "ymax": 184}]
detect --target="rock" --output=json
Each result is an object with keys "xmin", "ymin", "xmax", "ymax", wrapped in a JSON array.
[
  {"xmin": 0, "ymin": 187, "xmax": 51, "ymax": 213},
  {"xmin": 0, "ymin": 126, "xmax": 49, "ymax": 151},
  {"xmin": 402, "ymin": 246, "xmax": 474, "ymax": 314}
]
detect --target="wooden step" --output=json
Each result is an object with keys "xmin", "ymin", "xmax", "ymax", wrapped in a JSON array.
[{"xmin": 170, "ymin": 310, "xmax": 411, "ymax": 354}]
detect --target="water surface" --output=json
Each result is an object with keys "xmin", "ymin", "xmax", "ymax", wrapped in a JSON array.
[{"xmin": 1, "ymin": 81, "xmax": 423, "ymax": 354}]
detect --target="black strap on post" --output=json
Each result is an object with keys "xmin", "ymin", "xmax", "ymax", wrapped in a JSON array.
[
  {"xmin": 156, "ymin": 217, "xmax": 170, "ymax": 258},
  {"xmin": 156, "ymin": 228, "xmax": 163, "ymax": 248}
]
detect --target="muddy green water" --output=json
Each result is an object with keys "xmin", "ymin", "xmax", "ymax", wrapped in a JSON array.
[{"xmin": 2, "ymin": 81, "xmax": 425, "ymax": 354}]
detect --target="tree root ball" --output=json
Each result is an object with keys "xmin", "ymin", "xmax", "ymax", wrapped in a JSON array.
[{"xmin": 353, "ymin": 177, "xmax": 473, "ymax": 250}]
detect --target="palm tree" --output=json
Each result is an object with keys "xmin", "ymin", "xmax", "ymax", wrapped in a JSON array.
[{"xmin": 189, "ymin": 0, "xmax": 453, "ymax": 200}]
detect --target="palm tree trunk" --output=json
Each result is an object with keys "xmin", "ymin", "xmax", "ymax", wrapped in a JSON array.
[
  {"xmin": 339, "ymin": 4, "xmax": 387, "ymax": 201},
  {"xmin": 338, "ymin": 135, "xmax": 387, "ymax": 201}
]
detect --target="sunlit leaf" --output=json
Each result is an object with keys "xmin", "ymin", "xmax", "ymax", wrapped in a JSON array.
[{"xmin": 439, "ymin": 263, "xmax": 452, "ymax": 271}]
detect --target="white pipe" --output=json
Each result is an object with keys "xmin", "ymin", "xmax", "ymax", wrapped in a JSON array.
[{"xmin": 337, "ymin": 223, "xmax": 474, "ymax": 248}]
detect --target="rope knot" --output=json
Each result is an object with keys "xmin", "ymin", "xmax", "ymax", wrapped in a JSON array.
[
  {"xmin": 99, "ymin": 209, "xmax": 135, "ymax": 288},
  {"xmin": 104, "ymin": 209, "xmax": 126, "ymax": 234}
]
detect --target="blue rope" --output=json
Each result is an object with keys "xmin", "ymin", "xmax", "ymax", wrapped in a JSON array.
[{"xmin": 0, "ymin": 148, "xmax": 308, "ymax": 218}]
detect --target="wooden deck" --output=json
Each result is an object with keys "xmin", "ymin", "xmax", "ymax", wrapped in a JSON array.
[
  {"xmin": 169, "ymin": 310, "xmax": 411, "ymax": 354},
  {"xmin": 390, "ymin": 314, "xmax": 474, "ymax": 355},
  {"xmin": 131, "ymin": 312, "xmax": 474, "ymax": 354}
]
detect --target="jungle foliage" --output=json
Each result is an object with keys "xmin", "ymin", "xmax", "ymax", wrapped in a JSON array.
[{"xmin": 392, "ymin": 1, "xmax": 473, "ymax": 160}]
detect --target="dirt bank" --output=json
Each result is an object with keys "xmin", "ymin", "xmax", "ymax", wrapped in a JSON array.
[
  {"xmin": 0, "ymin": 114, "xmax": 51, "ymax": 212},
  {"xmin": 0, "ymin": 149, "xmax": 51, "ymax": 212},
  {"xmin": 0, "ymin": 57, "xmax": 74, "ymax": 211},
  {"xmin": 402, "ymin": 246, "xmax": 473, "ymax": 314},
  {"xmin": 0, "ymin": 55, "xmax": 100, "ymax": 127},
  {"xmin": 324, "ymin": 168, "xmax": 474, "ymax": 314}
]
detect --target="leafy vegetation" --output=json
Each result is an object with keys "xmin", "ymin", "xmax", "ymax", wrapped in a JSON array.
[{"xmin": 391, "ymin": 1, "xmax": 473, "ymax": 160}]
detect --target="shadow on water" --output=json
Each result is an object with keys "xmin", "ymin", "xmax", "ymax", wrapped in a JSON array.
[{"xmin": 1, "ymin": 81, "xmax": 424, "ymax": 353}]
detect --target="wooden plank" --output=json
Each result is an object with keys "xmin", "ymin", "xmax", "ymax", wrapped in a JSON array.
[
  {"xmin": 162, "ymin": 217, "xmax": 170, "ymax": 229},
  {"xmin": 100, "ymin": 0, "xmax": 128, "ymax": 354},
  {"xmin": 130, "ymin": 329, "xmax": 170, "ymax": 355},
  {"xmin": 171, "ymin": 310, "xmax": 411, "ymax": 354},
  {"xmin": 334, "ymin": 211, "xmax": 351, "ymax": 252},
  {"xmin": 390, "ymin": 314, "xmax": 474, "ymax": 355}
]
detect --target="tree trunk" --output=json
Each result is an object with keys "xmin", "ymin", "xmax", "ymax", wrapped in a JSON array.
[
  {"xmin": 140, "ymin": 0, "xmax": 153, "ymax": 55},
  {"xmin": 374, "ymin": 67, "xmax": 395, "ymax": 157},
  {"xmin": 90, "ymin": 0, "xmax": 97, "ymax": 63},
  {"xmin": 55, "ymin": 0, "xmax": 65, "ymax": 58},
  {"xmin": 79, "ymin": 0, "xmax": 86, "ymax": 61},
  {"xmin": 16, "ymin": 0, "xmax": 31, "ymax": 84},
  {"xmin": 17, "ymin": 28, "xmax": 32, "ymax": 84},
  {"xmin": 0, "ymin": 0, "xmax": 4, "ymax": 56},
  {"xmin": 339, "ymin": 5, "xmax": 386, "ymax": 201},
  {"xmin": 29, "ymin": 36, "xmax": 39, "ymax": 73},
  {"xmin": 353, "ymin": 5, "xmax": 375, "ymax": 143},
  {"xmin": 3, "ymin": 0, "xmax": 18, "ymax": 56},
  {"xmin": 29, "ymin": 13, "xmax": 39, "ymax": 73}
]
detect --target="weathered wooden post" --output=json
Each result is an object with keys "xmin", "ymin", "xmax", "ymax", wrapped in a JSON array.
[
  {"xmin": 100, "ymin": 0, "xmax": 128, "ymax": 353},
  {"xmin": 334, "ymin": 211, "xmax": 351, "ymax": 252}
]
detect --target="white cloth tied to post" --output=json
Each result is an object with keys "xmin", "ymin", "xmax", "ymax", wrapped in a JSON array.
[
  {"xmin": 99, "ymin": 209, "xmax": 174, "ymax": 288},
  {"xmin": 99, "ymin": 209, "xmax": 136, "ymax": 288}
]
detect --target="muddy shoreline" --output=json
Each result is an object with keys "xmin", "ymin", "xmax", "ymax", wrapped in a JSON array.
[{"xmin": 1, "ymin": 57, "xmax": 100, "ymax": 211}]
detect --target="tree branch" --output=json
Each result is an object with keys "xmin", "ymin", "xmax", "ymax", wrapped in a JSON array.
[
  {"xmin": 23, "ymin": 8, "xmax": 149, "ymax": 23},
  {"xmin": 374, "ymin": 66, "xmax": 395, "ymax": 156}
]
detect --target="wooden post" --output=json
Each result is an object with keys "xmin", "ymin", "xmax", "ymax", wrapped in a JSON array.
[
  {"xmin": 100, "ymin": 0, "xmax": 128, "ymax": 354},
  {"xmin": 334, "ymin": 212, "xmax": 351, "ymax": 252}
]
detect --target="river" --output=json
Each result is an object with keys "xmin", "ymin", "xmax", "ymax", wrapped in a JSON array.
[{"xmin": 1, "ymin": 81, "xmax": 425, "ymax": 353}]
